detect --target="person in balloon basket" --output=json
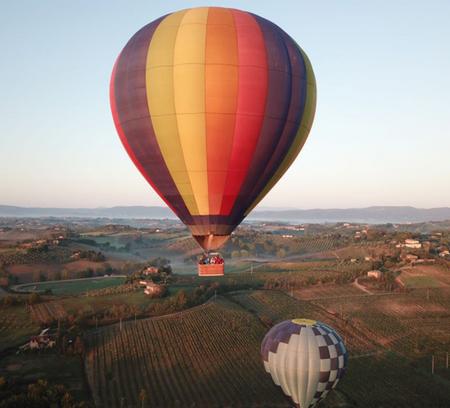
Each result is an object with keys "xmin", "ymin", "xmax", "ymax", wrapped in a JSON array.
[{"xmin": 199, "ymin": 254, "xmax": 224, "ymax": 265}]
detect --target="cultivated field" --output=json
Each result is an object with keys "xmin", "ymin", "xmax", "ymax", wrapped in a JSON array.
[
  {"xmin": 30, "ymin": 301, "xmax": 68, "ymax": 325},
  {"xmin": 294, "ymin": 283, "xmax": 367, "ymax": 300},
  {"xmin": 299, "ymin": 287, "xmax": 450, "ymax": 357},
  {"xmin": 229, "ymin": 290, "xmax": 378, "ymax": 355},
  {"xmin": 84, "ymin": 299, "xmax": 286, "ymax": 408},
  {"xmin": 0, "ymin": 305, "xmax": 39, "ymax": 351},
  {"xmin": 398, "ymin": 265, "xmax": 450, "ymax": 288},
  {"xmin": 14, "ymin": 276, "xmax": 126, "ymax": 295},
  {"xmin": 83, "ymin": 290, "xmax": 450, "ymax": 407}
]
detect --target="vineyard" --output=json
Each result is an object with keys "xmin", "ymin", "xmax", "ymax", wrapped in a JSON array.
[
  {"xmin": 321, "ymin": 352, "xmax": 450, "ymax": 408},
  {"xmin": 84, "ymin": 299, "xmax": 286, "ymax": 408},
  {"xmin": 0, "ymin": 246, "xmax": 72, "ymax": 265},
  {"xmin": 294, "ymin": 283, "xmax": 368, "ymax": 300},
  {"xmin": 288, "ymin": 235, "xmax": 350, "ymax": 255},
  {"xmin": 303, "ymin": 287, "xmax": 450, "ymax": 357},
  {"xmin": 0, "ymin": 305, "xmax": 39, "ymax": 351},
  {"xmin": 84, "ymin": 283, "xmax": 140, "ymax": 297},
  {"xmin": 83, "ymin": 290, "xmax": 450, "ymax": 407},
  {"xmin": 30, "ymin": 302, "xmax": 67, "ymax": 324},
  {"xmin": 228, "ymin": 290, "xmax": 378, "ymax": 355}
]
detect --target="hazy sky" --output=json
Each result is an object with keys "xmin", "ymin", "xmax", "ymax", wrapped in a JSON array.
[{"xmin": 1, "ymin": 1, "xmax": 449, "ymax": 209}]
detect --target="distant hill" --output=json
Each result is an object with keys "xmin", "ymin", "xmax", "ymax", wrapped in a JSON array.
[
  {"xmin": 0, "ymin": 205, "xmax": 172, "ymax": 219},
  {"xmin": 0, "ymin": 205, "xmax": 449, "ymax": 224},
  {"xmin": 250, "ymin": 206, "xmax": 450, "ymax": 223}
]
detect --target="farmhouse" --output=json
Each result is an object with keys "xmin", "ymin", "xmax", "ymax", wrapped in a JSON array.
[
  {"xmin": 404, "ymin": 254, "xmax": 419, "ymax": 262},
  {"xmin": 404, "ymin": 239, "xmax": 421, "ymax": 249},
  {"xmin": 21, "ymin": 329, "xmax": 56, "ymax": 352},
  {"xmin": 140, "ymin": 280, "xmax": 166, "ymax": 297},
  {"xmin": 367, "ymin": 270, "xmax": 382, "ymax": 279},
  {"xmin": 70, "ymin": 251, "xmax": 81, "ymax": 260},
  {"xmin": 142, "ymin": 266, "xmax": 159, "ymax": 276}
]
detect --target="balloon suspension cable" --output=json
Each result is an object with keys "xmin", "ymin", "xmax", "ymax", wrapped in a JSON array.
[{"xmin": 207, "ymin": 234, "xmax": 214, "ymax": 252}]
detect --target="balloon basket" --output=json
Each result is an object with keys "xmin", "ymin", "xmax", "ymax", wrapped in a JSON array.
[{"xmin": 198, "ymin": 263, "xmax": 224, "ymax": 277}]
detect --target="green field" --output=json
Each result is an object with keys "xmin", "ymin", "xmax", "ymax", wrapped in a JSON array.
[
  {"xmin": 15, "ymin": 276, "xmax": 125, "ymax": 295},
  {"xmin": 401, "ymin": 275, "xmax": 440, "ymax": 288},
  {"xmin": 83, "ymin": 291, "xmax": 450, "ymax": 408},
  {"xmin": 0, "ymin": 305, "xmax": 39, "ymax": 351}
]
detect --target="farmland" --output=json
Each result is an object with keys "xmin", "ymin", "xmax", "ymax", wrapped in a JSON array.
[
  {"xmin": 84, "ymin": 299, "xmax": 286, "ymax": 408},
  {"xmin": 1, "ymin": 217, "xmax": 449, "ymax": 406},
  {"xmin": 295, "ymin": 286, "xmax": 450, "ymax": 357},
  {"xmin": 0, "ymin": 305, "xmax": 39, "ymax": 351},
  {"xmin": 398, "ymin": 265, "xmax": 450, "ymax": 288},
  {"xmin": 84, "ymin": 291, "xmax": 450, "ymax": 408},
  {"xmin": 14, "ymin": 275, "xmax": 126, "ymax": 295},
  {"xmin": 229, "ymin": 290, "xmax": 378, "ymax": 355}
]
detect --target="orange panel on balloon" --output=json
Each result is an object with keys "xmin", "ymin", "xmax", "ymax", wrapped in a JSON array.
[{"xmin": 205, "ymin": 8, "xmax": 238, "ymax": 215}]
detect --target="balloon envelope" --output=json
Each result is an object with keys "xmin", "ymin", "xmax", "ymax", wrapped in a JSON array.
[
  {"xmin": 110, "ymin": 7, "xmax": 316, "ymax": 250},
  {"xmin": 261, "ymin": 319, "xmax": 348, "ymax": 408}
]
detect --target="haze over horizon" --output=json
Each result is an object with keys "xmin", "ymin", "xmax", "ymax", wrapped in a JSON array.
[{"xmin": 1, "ymin": 0, "xmax": 449, "ymax": 209}]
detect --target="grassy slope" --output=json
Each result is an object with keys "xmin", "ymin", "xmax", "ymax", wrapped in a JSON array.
[
  {"xmin": 84, "ymin": 298, "xmax": 287, "ymax": 408},
  {"xmin": 0, "ymin": 305, "xmax": 39, "ymax": 352},
  {"xmin": 230, "ymin": 290, "xmax": 450, "ymax": 408},
  {"xmin": 83, "ymin": 289, "xmax": 450, "ymax": 407},
  {"xmin": 16, "ymin": 276, "xmax": 126, "ymax": 295}
]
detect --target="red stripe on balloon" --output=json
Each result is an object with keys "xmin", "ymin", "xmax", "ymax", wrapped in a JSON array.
[
  {"xmin": 219, "ymin": 10, "xmax": 268, "ymax": 215},
  {"xmin": 242, "ymin": 30, "xmax": 308, "ymax": 213},
  {"xmin": 229, "ymin": 14, "xmax": 293, "ymax": 223}
]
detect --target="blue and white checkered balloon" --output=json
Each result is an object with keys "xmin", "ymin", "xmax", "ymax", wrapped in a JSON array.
[{"xmin": 262, "ymin": 319, "xmax": 348, "ymax": 408}]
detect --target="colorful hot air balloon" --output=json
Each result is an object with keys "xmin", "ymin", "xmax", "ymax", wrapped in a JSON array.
[
  {"xmin": 261, "ymin": 319, "xmax": 348, "ymax": 408},
  {"xmin": 110, "ymin": 7, "xmax": 316, "ymax": 254}
]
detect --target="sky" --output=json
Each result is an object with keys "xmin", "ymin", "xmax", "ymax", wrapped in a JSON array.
[{"xmin": 0, "ymin": 0, "xmax": 449, "ymax": 209}]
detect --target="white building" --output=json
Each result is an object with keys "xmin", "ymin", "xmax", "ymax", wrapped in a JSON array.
[
  {"xmin": 404, "ymin": 239, "xmax": 421, "ymax": 249},
  {"xmin": 367, "ymin": 270, "xmax": 382, "ymax": 279}
]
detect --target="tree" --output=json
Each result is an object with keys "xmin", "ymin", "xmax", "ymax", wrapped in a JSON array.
[
  {"xmin": 174, "ymin": 290, "xmax": 188, "ymax": 309},
  {"xmin": 27, "ymin": 293, "xmax": 41, "ymax": 305},
  {"xmin": 139, "ymin": 388, "xmax": 148, "ymax": 408},
  {"xmin": 73, "ymin": 336, "xmax": 84, "ymax": 355},
  {"xmin": 3, "ymin": 295, "xmax": 16, "ymax": 307},
  {"xmin": 231, "ymin": 250, "xmax": 240, "ymax": 259}
]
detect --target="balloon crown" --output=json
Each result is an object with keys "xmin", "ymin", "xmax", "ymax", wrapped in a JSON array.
[{"xmin": 291, "ymin": 318, "xmax": 317, "ymax": 326}]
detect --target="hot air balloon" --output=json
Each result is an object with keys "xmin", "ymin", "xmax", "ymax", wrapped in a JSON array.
[
  {"xmin": 110, "ymin": 7, "xmax": 316, "ymax": 275},
  {"xmin": 261, "ymin": 319, "xmax": 348, "ymax": 408}
]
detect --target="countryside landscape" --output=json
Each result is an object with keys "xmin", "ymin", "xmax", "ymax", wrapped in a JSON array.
[
  {"xmin": 0, "ymin": 211, "xmax": 449, "ymax": 407},
  {"xmin": 2, "ymin": 1, "xmax": 450, "ymax": 407}
]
